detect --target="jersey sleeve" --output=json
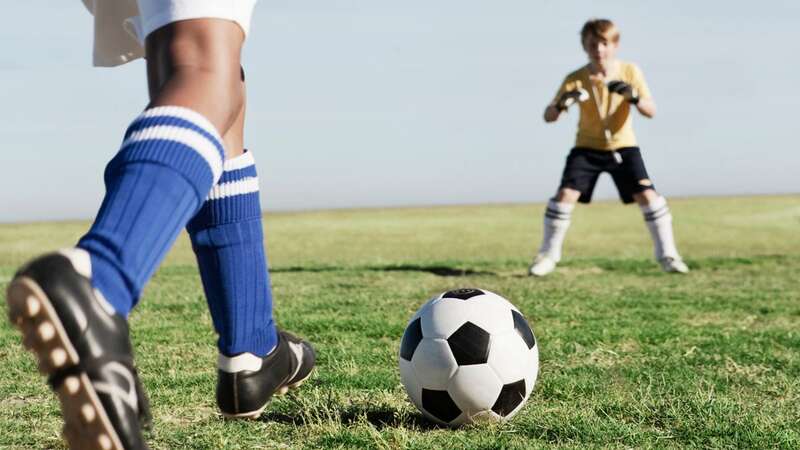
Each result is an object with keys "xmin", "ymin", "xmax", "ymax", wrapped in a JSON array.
[
  {"xmin": 628, "ymin": 63, "xmax": 652, "ymax": 100},
  {"xmin": 550, "ymin": 75, "xmax": 578, "ymax": 106}
]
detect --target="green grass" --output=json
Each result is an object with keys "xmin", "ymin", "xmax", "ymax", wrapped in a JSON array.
[{"xmin": 1, "ymin": 195, "xmax": 799, "ymax": 449}]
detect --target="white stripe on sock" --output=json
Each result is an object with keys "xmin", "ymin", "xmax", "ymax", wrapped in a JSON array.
[
  {"xmin": 223, "ymin": 151, "xmax": 255, "ymax": 171},
  {"xmin": 207, "ymin": 177, "xmax": 260, "ymax": 201},
  {"xmin": 141, "ymin": 106, "xmax": 223, "ymax": 144},
  {"xmin": 122, "ymin": 125, "xmax": 224, "ymax": 182}
]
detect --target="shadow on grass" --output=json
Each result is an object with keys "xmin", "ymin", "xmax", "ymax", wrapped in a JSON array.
[
  {"xmin": 260, "ymin": 405, "xmax": 442, "ymax": 431},
  {"xmin": 567, "ymin": 254, "xmax": 795, "ymax": 274},
  {"xmin": 588, "ymin": 259, "xmax": 659, "ymax": 275},
  {"xmin": 504, "ymin": 259, "xmax": 655, "ymax": 279},
  {"xmin": 373, "ymin": 264, "xmax": 494, "ymax": 277},
  {"xmin": 272, "ymin": 264, "xmax": 495, "ymax": 277}
]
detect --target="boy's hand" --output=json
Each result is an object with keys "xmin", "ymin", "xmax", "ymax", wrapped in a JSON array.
[
  {"xmin": 607, "ymin": 81, "xmax": 639, "ymax": 104},
  {"xmin": 556, "ymin": 88, "xmax": 589, "ymax": 111}
]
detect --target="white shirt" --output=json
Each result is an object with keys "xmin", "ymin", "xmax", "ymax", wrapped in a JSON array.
[{"xmin": 81, "ymin": 0, "xmax": 144, "ymax": 67}]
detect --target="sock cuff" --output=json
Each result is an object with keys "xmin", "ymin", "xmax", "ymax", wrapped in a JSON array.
[
  {"xmin": 222, "ymin": 149, "xmax": 255, "ymax": 172},
  {"xmin": 111, "ymin": 106, "xmax": 226, "ymax": 198},
  {"xmin": 214, "ymin": 150, "xmax": 257, "ymax": 192},
  {"xmin": 640, "ymin": 195, "xmax": 667, "ymax": 212},
  {"xmin": 548, "ymin": 198, "xmax": 575, "ymax": 213},
  {"xmin": 545, "ymin": 199, "xmax": 574, "ymax": 220},
  {"xmin": 641, "ymin": 196, "xmax": 670, "ymax": 222},
  {"xmin": 132, "ymin": 106, "xmax": 222, "ymax": 139},
  {"xmin": 187, "ymin": 150, "xmax": 262, "ymax": 232}
]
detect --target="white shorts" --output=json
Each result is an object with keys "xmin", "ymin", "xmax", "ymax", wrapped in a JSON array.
[{"xmin": 81, "ymin": 0, "xmax": 257, "ymax": 67}]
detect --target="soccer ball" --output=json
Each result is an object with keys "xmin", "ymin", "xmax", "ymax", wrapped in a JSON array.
[{"xmin": 398, "ymin": 288, "xmax": 539, "ymax": 426}]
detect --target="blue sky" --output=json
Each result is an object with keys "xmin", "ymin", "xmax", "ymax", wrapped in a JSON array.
[{"xmin": 1, "ymin": 1, "xmax": 798, "ymax": 222}]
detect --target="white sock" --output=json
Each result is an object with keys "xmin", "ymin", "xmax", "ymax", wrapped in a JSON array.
[
  {"xmin": 538, "ymin": 199, "xmax": 574, "ymax": 262},
  {"xmin": 640, "ymin": 196, "xmax": 680, "ymax": 260}
]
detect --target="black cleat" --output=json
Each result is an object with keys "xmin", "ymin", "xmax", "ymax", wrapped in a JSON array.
[
  {"xmin": 6, "ymin": 249, "xmax": 151, "ymax": 450},
  {"xmin": 216, "ymin": 330, "xmax": 315, "ymax": 418}
]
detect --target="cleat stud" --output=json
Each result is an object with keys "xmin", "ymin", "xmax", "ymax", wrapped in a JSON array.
[
  {"xmin": 50, "ymin": 348, "xmax": 68, "ymax": 367},
  {"xmin": 98, "ymin": 434, "xmax": 112, "ymax": 450},
  {"xmin": 38, "ymin": 322, "xmax": 56, "ymax": 342},
  {"xmin": 278, "ymin": 386, "xmax": 289, "ymax": 395},
  {"xmin": 26, "ymin": 296, "xmax": 41, "ymax": 317},
  {"xmin": 81, "ymin": 403, "xmax": 96, "ymax": 423},
  {"xmin": 65, "ymin": 376, "xmax": 81, "ymax": 395}
]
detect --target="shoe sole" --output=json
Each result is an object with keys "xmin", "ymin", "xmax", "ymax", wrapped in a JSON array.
[
  {"xmin": 7, "ymin": 276, "xmax": 127, "ymax": 450},
  {"xmin": 220, "ymin": 369, "xmax": 314, "ymax": 420},
  {"xmin": 528, "ymin": 268, "xmax": 554, "ymax": 277}
]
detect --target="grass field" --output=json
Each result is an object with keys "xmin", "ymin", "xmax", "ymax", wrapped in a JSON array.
[{"xmin": 1, "ymin": 195, "xmax": 799, "ymax": 449}]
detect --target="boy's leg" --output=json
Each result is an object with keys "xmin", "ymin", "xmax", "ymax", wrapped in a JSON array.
[
  {"xmin": 634, "ymin": 190, "xmax": 689, "ymax": 273},
  {"xmin": 81, "ymin": 18, "xmax": 245, "ymax": 318},
  {"xmin": 189, "ymin": 75, "xmax": 314, "ymax": 419},
  {"xmin": 530, "ymin": 148, "xmax": 602, "ymax": 277},
  {"xmin": 7, "ymin": 19, "xmax": 244, "ymax": 450},
  {"xmin": 530, "ymin": 189, "xmax": 578, "ymax": 276},
  {"xmin": 189, "ymin": 89, "xmax": 278, "ymax": 358},
  {"xmin": 610, "ymin": 148, "xmax": 688, "ymax": 273}
]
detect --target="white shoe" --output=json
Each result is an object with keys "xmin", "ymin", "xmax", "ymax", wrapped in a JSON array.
[
  {"xmin": 659, "ymin": 256, "xmax": 689, "ymax": 274},
  {"xmin": 528, "ymin": 255, "xmax": 557, "ymax": 277}
]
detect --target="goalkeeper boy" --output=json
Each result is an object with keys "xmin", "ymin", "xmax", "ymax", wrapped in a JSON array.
[{"xmin": 529, "ymin": 18, "xmax": 689, "ymax": 276}]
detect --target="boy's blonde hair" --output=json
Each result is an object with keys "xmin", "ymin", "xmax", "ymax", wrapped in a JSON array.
[{"xmin": 580, "ymin": 19, "xmax": 620, "ymax": 44}]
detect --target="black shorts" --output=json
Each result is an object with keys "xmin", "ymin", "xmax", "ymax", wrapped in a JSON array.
[{"xmin": 559, "ymin": 147, "xmax": 655, "ymax": 204}]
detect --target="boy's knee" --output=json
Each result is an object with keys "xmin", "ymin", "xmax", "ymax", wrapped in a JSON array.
[
  {"xmin": 555, "ymin": 188, "xmax": 581, "ymax": 204},
  {"xmin": 633, "ymin": 188, "xmax": 660, "ymax": 206}
]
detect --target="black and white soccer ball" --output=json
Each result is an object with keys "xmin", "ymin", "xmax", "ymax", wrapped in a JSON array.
[{"xmin": 398, "ymin": 288, "xmax": 539, "ymax": 426}]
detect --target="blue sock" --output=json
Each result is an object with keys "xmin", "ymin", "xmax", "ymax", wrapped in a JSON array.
[
  {"xmin": 187, "ymin": 150, "xmax": 278, "ymax": 357},
  {"xmin": 78, "ymin": 106, "xmax": 225, "ymax": 316}
]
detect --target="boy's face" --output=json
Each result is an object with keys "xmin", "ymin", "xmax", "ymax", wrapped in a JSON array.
[{"xmin": 582, "ymin": 34, "xmax": 618, "ymax": 65}]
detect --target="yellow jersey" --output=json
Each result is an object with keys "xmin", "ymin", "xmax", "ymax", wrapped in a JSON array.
[{"xmin": 552, "ymin": 61, "xmax": 652, "ymax": 150}]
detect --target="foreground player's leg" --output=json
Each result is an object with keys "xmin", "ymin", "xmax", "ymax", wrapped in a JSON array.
[
  {"xmin": 188, "ymin": 133, "xmax": 314, "ymax": 417},
  {"xmin": 529, "ymin": 189, "xmax": 579, "ymax": 277},
  {"xmin": 635, "ymin": 190, "xmax": 689, "ymax": 273},
  {"xmin": 7, "ymin": 19, "xmax": 244, "ymax": 450}
]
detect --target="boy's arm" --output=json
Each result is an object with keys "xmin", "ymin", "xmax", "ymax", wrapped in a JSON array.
[
  {"xmin": 635, "ymin": 97, "xmax": 656, "ymax": 118},
  {"xmin": 544, "ymin": 77, "xmax": 572, "ymax": 123},
  {"xmin": 608, "ymin": 65, "xmax": 657, "ymax": 118},
  {"xmin": 631, "ymin": 64, "xmax": 656, "ymax": 118}
]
